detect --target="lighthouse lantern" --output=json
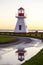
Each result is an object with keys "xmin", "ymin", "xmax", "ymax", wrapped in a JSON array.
[
  {"xmin": 18, "ymin": 7, "xmax": 24, "ymax": 16},
  {"xmin": 16, "ymin": 48, "xmax": 26, "ymax": 61},
  {"xmin": 18, "ymin": 52, "xmax": 24, "ymax": 61}
]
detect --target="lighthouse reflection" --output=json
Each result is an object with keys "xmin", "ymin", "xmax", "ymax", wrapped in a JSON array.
[{"xmin": 16, "ymin": 48, "xmax": 26, "ymax": 61}]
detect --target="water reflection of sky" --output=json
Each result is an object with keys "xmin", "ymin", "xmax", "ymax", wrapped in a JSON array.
[{"xmin": 0, "ymin": 38, "xmax": 43, "ymax": 65}]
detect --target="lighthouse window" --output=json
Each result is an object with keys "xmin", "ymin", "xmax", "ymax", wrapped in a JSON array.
[{"xmin": 19, "ymin": 25, "xmax": 22, "ymax": 30}]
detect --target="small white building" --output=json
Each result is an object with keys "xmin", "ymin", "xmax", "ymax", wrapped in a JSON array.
[{"xmin": 14, "ymin": 7, "xmax": 27, "ymax": 33}]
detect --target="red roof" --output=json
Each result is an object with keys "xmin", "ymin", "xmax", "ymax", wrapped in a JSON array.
[{"xmin": 18, "ymin": 7, "xmax": 24, "ymax": 10}]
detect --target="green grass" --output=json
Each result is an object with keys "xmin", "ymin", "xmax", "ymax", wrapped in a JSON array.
[
  {"xmin": 0, "ymin": 32, "xmax": 43, "ymax": 43},
  {"xmin": 21, "ymin": 49, "xmax": 43, "ymax": 65},
  {"xmin": 0, "ymin": 35, "xmax": 19, "ymax": 43},
  {"xmin": 12, "ymin": 32, "xmax": 43, "ymax": 39},
  {"xmin": 0, "ymin": 32, "xmax": 43, "ymax": 39}
]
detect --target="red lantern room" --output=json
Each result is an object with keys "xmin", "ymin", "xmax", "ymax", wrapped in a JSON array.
[
  {"xmin": 16, "ymin": 48, "xmax": 26, "ymax": 61},
  {"xmin": 18, "ymin": 7, "xmax": 24, "ymax": 16}
]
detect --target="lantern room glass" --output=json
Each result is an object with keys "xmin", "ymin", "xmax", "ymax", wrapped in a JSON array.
[{"xmin": 18, "ymin": 9, "xmax": 24, "ymax": 13}]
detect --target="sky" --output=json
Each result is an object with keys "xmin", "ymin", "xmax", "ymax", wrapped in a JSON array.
[{"xmin": 0, "ymin": 0, "xmax": 43, "ymax": 30}]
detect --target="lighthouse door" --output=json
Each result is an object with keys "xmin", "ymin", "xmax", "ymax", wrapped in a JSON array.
[{"xmin": 19, "ymin": 25, "xmax": 22, "ymax": 30}]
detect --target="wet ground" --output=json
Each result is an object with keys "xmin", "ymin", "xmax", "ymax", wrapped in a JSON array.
[{"xmin": 0, "ymin": 37, "xmax": 43, "ymax": 65}]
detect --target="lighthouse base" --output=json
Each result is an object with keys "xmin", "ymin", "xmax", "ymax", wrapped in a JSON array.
[{"xmin": 14, "ymin": 18, "xmax": 27, "ymax": 33}]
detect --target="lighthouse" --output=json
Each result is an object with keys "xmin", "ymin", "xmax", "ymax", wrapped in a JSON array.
[{"xmin": 14, "ymin": 7, "xmax": 27, "ymax": 33}]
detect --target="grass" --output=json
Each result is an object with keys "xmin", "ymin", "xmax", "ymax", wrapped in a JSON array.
[
  {"xmin": 10, "ymin": 32, "xmax": 43, "ymax": 40},
  {"xmin": 0, "ymin": 32, "xmax": 43, "ymax": 43},
  {"xmin": 21, "ymin": 49, "xmax": 43, "ymax": 65},
  {"xmin": 0, "ymin": 35, "xmax": 19, "ymax": 43}
]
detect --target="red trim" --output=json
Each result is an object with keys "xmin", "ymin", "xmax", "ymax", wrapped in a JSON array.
[
  {"xmin": 18, "ymin": 53, "xmax": 24, "ymax": 56},
  {"xmin": 18, "ymin": 13, "xmax": 24, "ymax": 16}
]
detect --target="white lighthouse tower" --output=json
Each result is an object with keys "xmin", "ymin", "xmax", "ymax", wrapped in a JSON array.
[{"xmin": 14, "ymin": 7, "xmax": 27, "ymax": 33}]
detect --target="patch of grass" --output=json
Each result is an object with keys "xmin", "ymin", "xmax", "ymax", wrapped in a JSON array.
[
  {"xmin": 21, "ymin": 49, "xmax": 43, "ymax": 65},
  {"xmin": 0, "ymin": 35, "xmax": 19, "ymax": 43},
  {"xmin": 26, "ymin": 33, "xmax": 43, "ymax": 40}
]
